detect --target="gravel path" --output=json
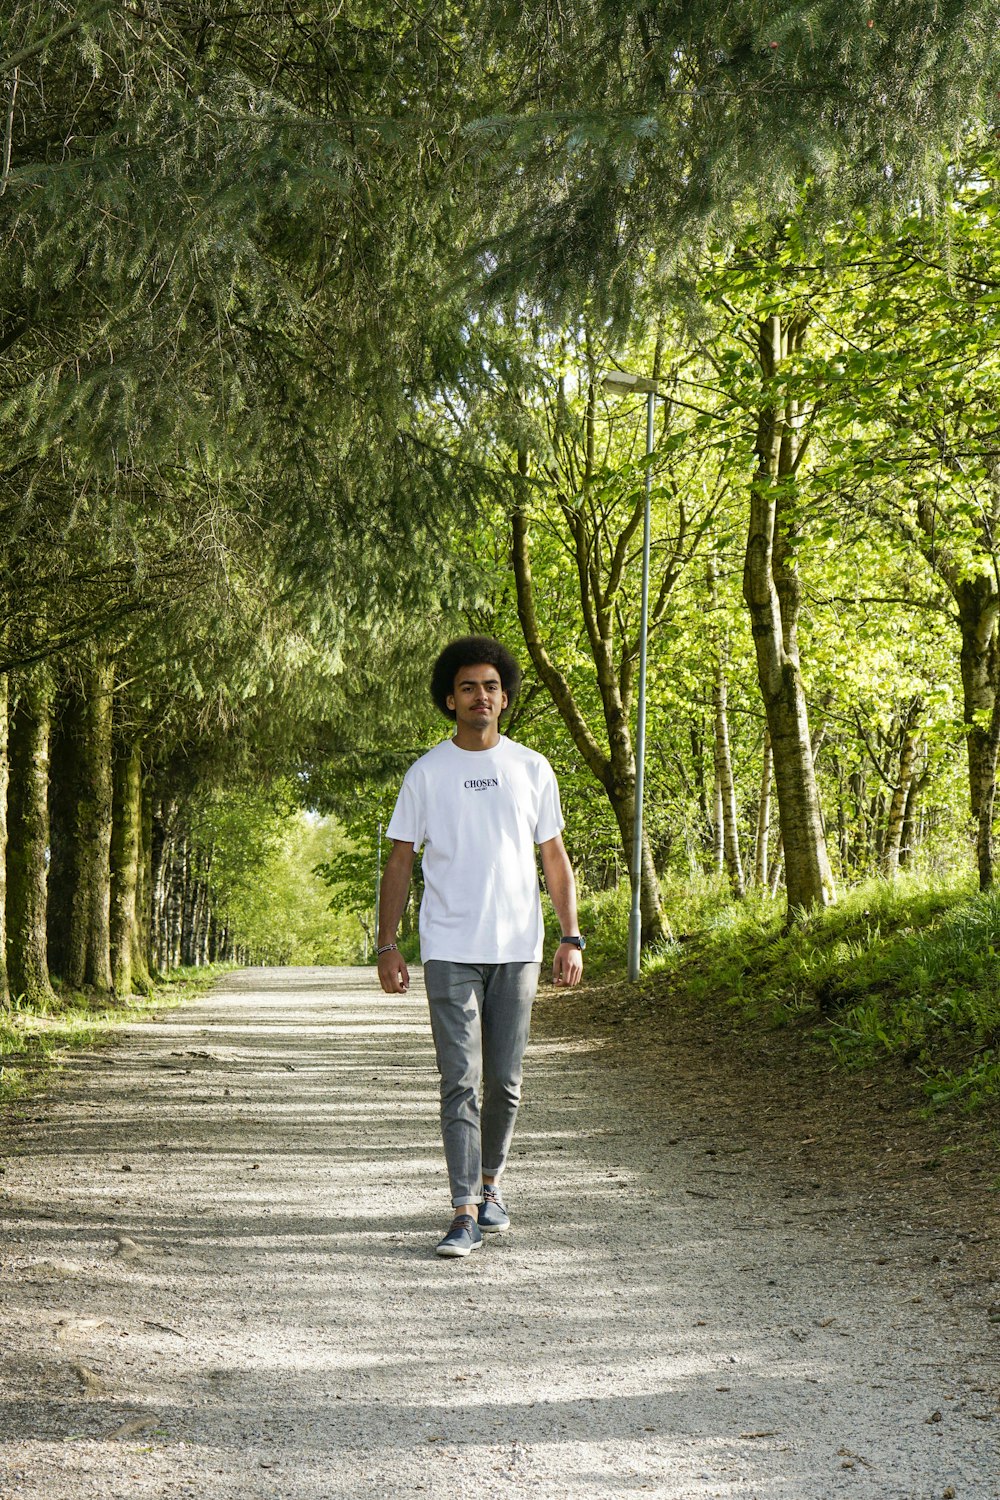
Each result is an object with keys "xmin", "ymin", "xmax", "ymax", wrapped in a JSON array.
[{"xmin": 1, "ymin": 965, "xmax": 997, "ymax": 1499}]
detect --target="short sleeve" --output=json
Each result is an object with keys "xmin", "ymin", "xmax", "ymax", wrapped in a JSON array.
[
  {"xmin": 533, "ymin": 761, "xmax": 564, "ymax": 844},
  {"xmin": 386, "ymin": 771, "xmax": 424, "ymax": 849}
]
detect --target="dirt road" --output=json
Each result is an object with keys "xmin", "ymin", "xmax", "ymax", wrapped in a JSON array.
[{"xmin": 1, "ymin": 966, "xmax": 997, "ymax": 1499}]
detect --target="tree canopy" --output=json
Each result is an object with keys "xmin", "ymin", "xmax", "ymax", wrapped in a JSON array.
[{"xmin": 2, "ymin": 2, "xmax": 1000, "ymax": 1024}]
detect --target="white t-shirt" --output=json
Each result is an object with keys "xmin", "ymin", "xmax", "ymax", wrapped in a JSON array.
[{"xmin": 386, "ymin": 735, "xmax": 565, "ymax": 963}]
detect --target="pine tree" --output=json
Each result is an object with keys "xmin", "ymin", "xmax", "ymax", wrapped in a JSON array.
[{"xmin": 467, "ymin": 0, "xmax": 999, "ymax": 319}]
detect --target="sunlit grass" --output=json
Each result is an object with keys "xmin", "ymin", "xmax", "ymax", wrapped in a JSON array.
[
  {"xmin": 664, "ymin": 872, "xmax": 999, "ymax": 1114},
  {"xmin": 11, "ymin": 872, "xmax": 1000, "ymax": 1120},
  {"xmin": 554, "ymin": 867, "xmax": 1000, "ymax": 1116}
]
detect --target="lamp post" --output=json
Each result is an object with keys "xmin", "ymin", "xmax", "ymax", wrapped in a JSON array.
[{"xmin": 602, "ymin": 369, "xmax": 658, "ymax": 981}]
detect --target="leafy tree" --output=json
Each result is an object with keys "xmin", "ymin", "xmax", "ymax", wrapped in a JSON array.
[
  {"xmin": 812, "ymin": 154, "xmax": 1000, "ymax": 887},
  {"xmin": 700, "ymin": 146, "xmax": 1000, "ymax": 889},
  {"xmin": 506, "ymin": 344, "xmax": 727, "ymax": 943}
]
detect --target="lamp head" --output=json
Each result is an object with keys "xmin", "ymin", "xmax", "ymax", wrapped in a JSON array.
[{"xmin": 601, "ymin": 369, "xmax": 659, "ymax": 395}]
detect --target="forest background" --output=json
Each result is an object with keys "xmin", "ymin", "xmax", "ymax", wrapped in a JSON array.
[{"xmin": 2, "ymin": 1, "xmax": 1000, "ymax": 1117}]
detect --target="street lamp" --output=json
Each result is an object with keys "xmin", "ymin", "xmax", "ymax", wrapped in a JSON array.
[{"xmin": 602, "ymin": 368, "xmax": 659, "ymax": 981}]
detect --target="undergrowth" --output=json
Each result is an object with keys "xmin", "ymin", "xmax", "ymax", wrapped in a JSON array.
[
  {"xmin": 645, "ymin": 871, "xmax": 1000, "ymax": 1116},
  {"xmin": 555, "ymin": 870, "xmax": 1000, "ymax": 1116},
  {"xmin": 0, "ymin": 966, "xmax": 226, "ymax": 1108}
]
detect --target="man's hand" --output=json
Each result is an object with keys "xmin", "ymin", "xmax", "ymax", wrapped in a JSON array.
[
  {"xmin": 375, "ymin": 842, "xmax": 414, "ymax": 995},
  {"xmin": 377, "ymin": 948, "xmax": 410, "ymax": 994},
  {"xmin": 539, "ymin": 836, "xmax": 583, "ymax": 988},
  {"xmin": 552, "ymin": 941, "xmax": 583, "ymax": 988}
]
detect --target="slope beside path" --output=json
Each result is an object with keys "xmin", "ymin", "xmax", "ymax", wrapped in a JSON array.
[{"xmin": 0, "ymin": 966, "xmax": 997, "ymax": 1499}]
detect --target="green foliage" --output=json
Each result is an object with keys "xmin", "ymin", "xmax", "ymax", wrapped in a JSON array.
[
  {"xmin": 928, "ymin": 1051, "xmax": 1000, "ymax": 1113},
  {"xmin": 224, "ymin": 815, "xmax": 362, "ymax": 966},
  {"xmin": 470, "ymin": 0, "xmax": 1000, "ymax": 323},
  {"xmin": 542, "ymin": 871, "xmax": 772, "ymax": 976},
  {"xmin": 0, "ymin": 0, "xmax": 484, "ymax": 860},
  {"xmin": 314, "ymin": 824, "xmax": 393, "ymax": 927},
  {"xmin": 4, "ymin": 2, "xmax": 1000, "ymax": 1044},
  {"xmin": 189, "ymin": 789, "xmax": 361, "ymax": 964}
]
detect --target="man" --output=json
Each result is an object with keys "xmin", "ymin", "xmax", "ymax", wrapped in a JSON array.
[{"xmin": 376, "ymin": 636, "xmax": 584, "ymax": 1258}]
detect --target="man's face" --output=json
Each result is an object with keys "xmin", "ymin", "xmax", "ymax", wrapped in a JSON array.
[{"xmin": 447, "ymin": 662, "xmax": 508, "ymax": 731}]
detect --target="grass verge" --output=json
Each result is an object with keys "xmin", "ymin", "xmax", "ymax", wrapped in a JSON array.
[
  {"xmin": 554, "ymin": 871, "xmax": 1000, "ymax": 1119},
  {"xmin": 0, "ymin": 966, "xmax": 229, "ymax": 1109},
  {"xmin": 657, "ymin": 872, "xmax": 1000, "ymax": 1117}
]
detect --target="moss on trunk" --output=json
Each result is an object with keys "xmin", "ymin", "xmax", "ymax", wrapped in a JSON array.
[{"xmin": 7, "ymin": 665, "xmax": 55, "ymax": 1006}]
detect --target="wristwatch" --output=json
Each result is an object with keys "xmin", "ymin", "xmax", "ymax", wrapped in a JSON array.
[{"xmin": 559, "ymin": 935, "xmax": 586, "ymax": 950}]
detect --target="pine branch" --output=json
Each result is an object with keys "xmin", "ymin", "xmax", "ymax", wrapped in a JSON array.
[{"xmin": 1, "ymin": 2, "xmax": 112, "ymax": 75}]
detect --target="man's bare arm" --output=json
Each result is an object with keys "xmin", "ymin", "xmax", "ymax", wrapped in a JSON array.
[
  {"xmin": 539, "ymin": 834, "xmax": 583, "ymax": 987},
  {"xmin": 376, "ymin": 840, "xmax": 414, "ymax": 994}
]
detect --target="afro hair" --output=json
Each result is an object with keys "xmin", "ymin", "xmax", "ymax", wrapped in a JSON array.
[{"xmin": 430, "ymin": 636, "xmax": 523, "ymax": 720}]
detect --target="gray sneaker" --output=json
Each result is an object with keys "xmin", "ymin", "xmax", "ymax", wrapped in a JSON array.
[
  {"xmin": 435, "ymin": 1213, "xmax": 483, "ymax": 1258},
  {"xmin": 478, "ymin": 1183, "xmax": 510, "ymax": 1234}
]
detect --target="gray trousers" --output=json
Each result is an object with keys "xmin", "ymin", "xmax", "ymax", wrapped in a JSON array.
[{"xmin": 423, "ymin": 960, "xmax": 540, "ymax": 1208}]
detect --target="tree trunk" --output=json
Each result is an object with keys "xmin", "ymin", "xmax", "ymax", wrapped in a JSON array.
[
  {"xmin": 953, "ymin": 583, "xmax": 1000, "ymax": 889},
  {"xmin": 46, "ymin": 676, "xmax": 81, "ymax": 981},
  {"xmin": 6, "ymin": 665, "xmax": 56, "ymax": 1006},
  {"xmin": 707, "ymin": 557, "xmax": 744, "ymax": 896},
  {"xmin": 847, "ymin": 767, "xmax": 866, "ymax": 870},
  {"xmin": 197, "ymin": 859, "xmax": 213, "ymax": 964},
  {"xmin": 832, "ymin": 753, "xmax": 849, "ymax": 872},
  {"xmin": 712, "ymin": 655, "xmax": 745, "ymax": 897},
  {"xmin": 898, "ymin": 769, "xmax": 927, "ymax": 870},
  {"xmin": 110, "ymin": 737, "xmax": 143, "ymax": 996},
  {"xmin": 871, "ymin": 782, "xmax": 887, "ymax": 863},
  {"xmin": 77, "ymin": 654, "xmax": 115, "ymax": 991},
  {"xmin": 975, "ymin": 685, "xmax": 1000, "ymax": 891},
  {"xmin": 882, "ymin": 708, "xmax": 921, "ymax": 879},
  {"xmin": 168, "ymin": 839, "xmax": 185, "ymax": 969},
  {"xmin": 690, "ymin": 722, "xmax": 712, "ymax": 857},
  {"xmin": 195, "ymin": 847, "xmax": 213, "ymax": 966},
  {"xmin": 0, "ymin": 675, "xmax": 8, "ymax": 1009},
  {"xmin": 181, "ymin": 845, "xmax": 197, "ymax": 966},
  {"xmin": 193, "ymin": 882, "xmax": 208, "ymax": 966},
  {"xmin": 913, "ymin": 502, "xmax": 1000, "ymax": 885},
  {"xmin": 511, "ymin": 502, "xmax": 668, "ymax": 946},
  {"xmin": 50, "ymin": 656, "xmax": 115, "ymax": 991},
  {"xmin": 710, "ymin": 771, "xmax": 724, "ymax": 873},
  {"xmin": 607, "ymin": 782, "xmax": 666, "ymax": 944},
  {"xmin": 743, "ymin": 311, "xmax": 835, "ymax": 919},
  {"xmin": 754, "ymin": 731, "xmax": 773, "ymax": 887},
  {"xmin": 150, "ymin": 799, "xmax": 172, "ymax": 973},
  {"xmin": 132, "ymin": 775, "xmax": 154, "ymax": 990}
]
